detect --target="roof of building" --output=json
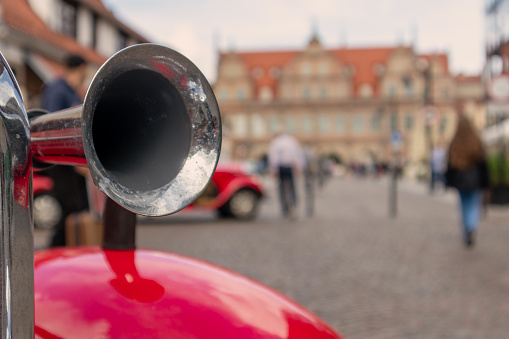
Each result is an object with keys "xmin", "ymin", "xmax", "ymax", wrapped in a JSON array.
[
  {"xmin": 0, "ymin": 0, "xmax": 148, "ymax": 66},
  {"xmin": 332, "ymin": 47, "xmax": 401, "ymax": 95},
  {"xmin": 78, "ymin": 0, "xmax": 148, "ymax": 42},
  {"xmin": 224, "ymin": 41, "xmax": 451, "ymax": 97},
  {"xmin": 237, "ymin": 50, "xmax": 297, "ymax": 94}
]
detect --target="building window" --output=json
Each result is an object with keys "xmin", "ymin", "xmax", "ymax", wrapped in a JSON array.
[
  {"xmin": 371, "ymin": 114, "xmax": 381, "ymax": 131},
  {"xmin": 353, "ymin": 115, "xmax": 363, "ymax": 133},
  {"xmin": 61, "ymin": 0, "xmax": 78, "ymax": 38},
  {"xmin": 390, "ymin": 113, "xmax": 398, "ymax": 132},
  {"xmin": 319, "ymin": 86, "xmax": 328, "ymax": 99},
  {"xmin": 252, "ymin": 114, "xmax": 265, "ymax": 137},
  {"xmin": 442, "ymin": 87, "xmax": 449, "ymax": 99},
  {"xmin": 237, "ymin": 88, "xmax": 246, "ymax": 101},
  {"xmin": 402, "ymin": 76, "xmax": 413, "ymax": 98},
  {"xmin": 319, "ymin": 116, "xmax": 329, "ymax": 133},
  {"xmin": 219, "ymin": 89, "xmax": 229, "ymax": 101},
  {"xmin": 440, "ymin": 116, "xmax": 447, "ymax": 132},
  {"xmin": 286, "ymin": 117, "xmax": 296, "ymax": 133},
  {"xmin": 303, "ymin": 87, "xmax": 311, "ymax": 100},
  {"xmin": 302, "ymin": 116, "xmax": 313, "ymax": 134},
  {"xmin": 233, "ymin": 115, "xmax": 248, "ymax": 137},
  {"xmin": 406, "ymin": 114, "xmax": 414, "ymax": 130},
  {"xmin": 336, "ymin": 116, "xmax": 345, "ymax": 133},
  {"xmin": 269, "ymin": 117, "xmax": 279, "ymax": 133}
]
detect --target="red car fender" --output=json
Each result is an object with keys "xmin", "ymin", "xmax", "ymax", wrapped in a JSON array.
[
  {"xmin": 34, "ymin": 248, "xmax": 342, "ymax": 339},
  {"xmin": 206, "ymin": 175, "xmax": 264, "ymax": 209}
]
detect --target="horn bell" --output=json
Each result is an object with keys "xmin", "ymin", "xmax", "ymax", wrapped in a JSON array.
[{"xmin": 82, "ymin": 44, "xmax": 221, "ymax": 216}]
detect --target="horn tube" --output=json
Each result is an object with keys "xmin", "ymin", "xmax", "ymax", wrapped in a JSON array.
[{"xmin": 30, "ymin": 44, "xmax": 221, "ymax": 216}]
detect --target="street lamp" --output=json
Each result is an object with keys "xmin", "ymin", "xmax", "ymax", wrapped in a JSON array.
[
  {"xmin": 418, "ymin": 58, "xmax": 435, "ymax": 191},
  {"xmin": 418, "ymin": 58, "xmax": 433, "ymax": 150}
]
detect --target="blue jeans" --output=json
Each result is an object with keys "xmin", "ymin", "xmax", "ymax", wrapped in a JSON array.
[
  {"xmin": 430, "ymin": 170, "xmax": 445, "ymax": 191},
  {"xmin": 458, "ymin": 190, "xmax": 482, "ymax": 239},
  {"xmin": 278, "ymin": 166, "xmax": 296, "ymax": 216}
]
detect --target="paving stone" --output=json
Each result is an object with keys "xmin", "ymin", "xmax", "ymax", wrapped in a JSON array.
[{"xmin": 35, "ymin": 176, "xmax": 509, "ymax": 338}]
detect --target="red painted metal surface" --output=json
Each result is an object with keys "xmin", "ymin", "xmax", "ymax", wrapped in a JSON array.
[
  {"xmin": 33, "ymin": 174, "xmax": 54, "ymax": 195},
  {"xmin": 34, "ymin": 248, "xmax": 342, "ymax": 339},
  {"xmin": 204, "ymin": 168, "xmax": 264, "ymax": 209},
  {"xmin": 189, "ymin": 164, "xmax": 264, "ymax": 210}
]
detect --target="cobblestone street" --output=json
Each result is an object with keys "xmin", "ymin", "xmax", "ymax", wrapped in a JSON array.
[{"xmin": 35, "ymin": 177, "xmax": 509, "ymax": 338}]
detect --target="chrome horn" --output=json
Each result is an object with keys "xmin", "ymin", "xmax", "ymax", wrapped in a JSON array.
[{"xmin": 30, "ymin": 44, "xmax": 221, "ymax": 216}]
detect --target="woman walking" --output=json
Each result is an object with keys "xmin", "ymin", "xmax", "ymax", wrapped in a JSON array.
[{"xmin": 445, "ymin": 116, "xmax": 490, "ymax": 248}]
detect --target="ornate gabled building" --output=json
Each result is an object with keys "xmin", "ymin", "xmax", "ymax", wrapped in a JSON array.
[
  {"xmin": 0, "ymin": 0, "xmax": 148, "ymax": 108},
  {"xmin": 214, "ymin": 35, "xmax": 484, "ymax": 170}
]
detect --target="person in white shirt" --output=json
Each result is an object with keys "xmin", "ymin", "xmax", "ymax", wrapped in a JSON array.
[{"xmin": 268, "ymin": 133, "xmax": 304, "ymax": 219}]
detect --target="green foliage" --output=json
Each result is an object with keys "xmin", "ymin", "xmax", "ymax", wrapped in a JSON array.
[{"xmin": 487, "ymin": 153, "xmax": 509, "ymax": 186}]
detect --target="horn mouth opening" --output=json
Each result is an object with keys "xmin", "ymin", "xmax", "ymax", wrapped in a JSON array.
[
  {"xmin": 92, "ymin": 69, "xmax": 191, "ymax": 192},
  {"xmin": 83, "ymin": 44, "xmax": 221, "ymax": 216}
]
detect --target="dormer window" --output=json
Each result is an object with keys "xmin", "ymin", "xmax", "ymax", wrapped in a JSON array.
[
  {"xmin": 252, "ymin": 67, "xmax": 263, "ymax": 79},
  {"xmin": 373, "ymin": 63, "xmax": 386, "ymax": 77},
  {"xmin": 61, "ymin": 0, "xmax": 77, "ymax": 38},
  {"xmin": 269, "ymin": 67, "xmax": 281, "ymax": 78}
]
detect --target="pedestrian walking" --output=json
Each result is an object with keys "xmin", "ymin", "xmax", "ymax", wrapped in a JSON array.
[
  {"xmin": 269, "ymin": 132, "xmax": 304, "ymax": 219},
  {"xmin": 445, "ymin": 116, "xmax": 490, "ymax": 248},
  {"xmin": 303, "ymin": 146, "xmax": 318, "ymax": 217},
  {"xmin": 40, "ymin": 54, "xmax": 90, "ymax": 247},
  {"xmin": 430, "ymin": 143, "xmax": 447, "ymax": 192}
]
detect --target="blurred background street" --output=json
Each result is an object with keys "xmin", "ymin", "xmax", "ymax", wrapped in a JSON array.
[{"xmin": 36, "ymin": 175, "xmax": 509, "ymax": 338}]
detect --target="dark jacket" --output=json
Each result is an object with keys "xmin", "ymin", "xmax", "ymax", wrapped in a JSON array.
[
  {"xmin": 445, "ymin": 161, "xmax": 490, "ymax": 193},
  {"xmin": 41, "ymin": 78, "xmax": 82, "ymax": 112}
]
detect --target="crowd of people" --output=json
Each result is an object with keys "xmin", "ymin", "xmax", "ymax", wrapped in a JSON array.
[{"xmin": 265, "ymin": 115, "xmax": 491, "ymax": 249}]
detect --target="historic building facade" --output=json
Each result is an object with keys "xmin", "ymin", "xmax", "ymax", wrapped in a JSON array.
[
  {"xmin": 214, "ymin": 35, "xmax": 484, "ymax": 170},
  {"xmin": 0, "ymin": 0, "xmax": 148, "ymax": 108}
]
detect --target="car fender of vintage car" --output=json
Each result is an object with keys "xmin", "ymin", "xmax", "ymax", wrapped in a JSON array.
[
  {"xmin": 194, "ymin": 166, "xmax": 265, "ymax": 209},
  {"xmin": 34, "ymin": 247, "xmax": 341, "ymax": 339}
]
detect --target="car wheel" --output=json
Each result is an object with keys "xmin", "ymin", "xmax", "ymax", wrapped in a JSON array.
[
  {"xmin": 33, "ymin": 193, "xmax": 63, "ymax": 230},
  {"xmin": 225, "ymin": 189, "xmax": 259, "ymax": 220}
]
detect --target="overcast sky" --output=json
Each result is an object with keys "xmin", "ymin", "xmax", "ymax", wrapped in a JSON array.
[{"xmin": 103, "ymin": 0, "xmax": 485, "ymax": 82}]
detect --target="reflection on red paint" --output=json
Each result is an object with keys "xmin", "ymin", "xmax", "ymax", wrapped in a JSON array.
[
  {"xmin": 150, "ymin": 61, "xmax": 175, "ymax": 80},
  {"xmin": 34, "ymin": 248, "xmax": 342, "ymax": 339},
  {"xmin": 179, "ymin": 75, "xmax": 187, "ymax": 90},
  {"xmin": 104, "ymin": 249, "xmax": 164, "ymax": 303}
]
